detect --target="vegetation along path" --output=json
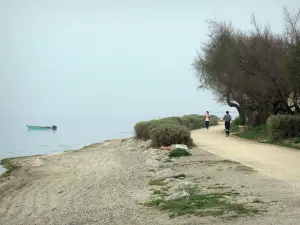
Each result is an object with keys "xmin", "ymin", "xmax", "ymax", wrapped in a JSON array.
[{"xmin": 191, "ymin": 123, "xmax": 300, "ymax": 189}]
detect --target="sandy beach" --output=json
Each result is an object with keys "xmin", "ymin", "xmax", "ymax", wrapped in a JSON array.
[{"xmin": 1, "ymin": 126, "xmax": 300, "ymax": 225}]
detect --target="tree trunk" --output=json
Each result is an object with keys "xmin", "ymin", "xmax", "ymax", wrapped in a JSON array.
[
  {"xmin": 246, "ymin": 110, "xmax": 254, "ymax": 125},
  {"xmin": 226, "ymin": 91, "xmax": 246, "ymax": 125},
  {"xmin": 237, "ymin": 108, "xmax": 246, "ymax": 125},
  {"xmin": 258, "ymin": 104, "xmax": 269, "ymax": 124}
]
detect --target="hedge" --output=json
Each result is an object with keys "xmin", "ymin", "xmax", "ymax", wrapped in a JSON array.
[
  {"xmin": 181, "ymin": 114, "xmax": 204, "ymax": 130},
  {"xmin": 134, "ymin": 118, "xmax": 180, "ymax": 141},
  {"xmin": 181, "ymin": 114, "xmax": 218, "ymax": 130},
  {"xmin": 150, "ymin": 123, "xmax": 194, "ymax": 148},
  {"xmin": 134, "ymin": 114, "xmax": 218, "ymax": 147},
  {"xmin": 267, "ymin": 115, "xmax": 300, "ymax": 142}
]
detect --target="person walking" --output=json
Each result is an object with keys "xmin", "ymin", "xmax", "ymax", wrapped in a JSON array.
[
  {"xmin": 223, "ymin": 111, "xmax": 232, "ymax": 137},
  {"xmin": 204, "ymin": 111, "xmax": 211, "ymax": 129}
]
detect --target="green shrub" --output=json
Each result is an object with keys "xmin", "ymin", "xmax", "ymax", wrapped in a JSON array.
[
  {"xmin": 169, "ymin": 148, "xmax": 192, "ymax": 158},
  {"xmin": 180, "ymin": 114, "xmax": 218, "ymax": 130},
  {"xmin": 134, "ymin": 121, "xmax": 153, "ymax": 140},
  {"xmin": 150, "ymin": 123, "xmax": 194, "ymax": 148},
  {"xmin": 181, "ymin": 114, "xmax": 204, "ymax": 130},
  {"xmin": 293, "ymin": 137, "xmax": 300, "ymax": 144},
  {"xmin": 160, "ymin": 116, "xmax": 183, "ymax": 125},
  {"xmin": 147, "ymin": 119, "xmax": 180, "ymax": 137},
  {"xmin": 210, "ymin": 115, "xmax": 219, "ymax": 126},
  {"xmin": 134, "ymin": 119, "xmax": 180, "ymax": 140},
  {"xmin": 231, "ymin": 116, "xmax": 241, "ymax": 126},
  {"xmin": 267, "ymin": 115, "xmax": 300, "ymax": 142},
  {"xmin": 180, "ymin": 117, "xmax": 194, "ymax": 130},
  {"xmin": 134, "ymin": 114, "xmax": 218, "ymax": 147}
]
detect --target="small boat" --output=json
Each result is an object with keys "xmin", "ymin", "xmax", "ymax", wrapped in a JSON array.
[{"xmin": 26, "ymin": 125, "xmax": 57, "ymax": 130}]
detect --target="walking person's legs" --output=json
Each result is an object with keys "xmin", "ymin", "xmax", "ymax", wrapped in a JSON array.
[
  {"xmin": 225, "ymin": 121, "xmax": 230, "ymax": 137},
  {"xmin": 205, "ymin": 121, "xmax": 209, "ymax": 129}
]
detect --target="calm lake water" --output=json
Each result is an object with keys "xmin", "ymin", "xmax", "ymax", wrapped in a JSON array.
[{"xmin": 0, "ymin": 111, "xmax": 238, "ymax": 173}]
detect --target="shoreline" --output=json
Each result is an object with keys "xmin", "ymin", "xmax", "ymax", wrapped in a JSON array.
[
  {"xmin": 0, "ymin": 164, "xmax": 6, "ymax": 174},
  {"xmin": 0, "ymin": 138, "xmax": 128, "ymax": 182}
]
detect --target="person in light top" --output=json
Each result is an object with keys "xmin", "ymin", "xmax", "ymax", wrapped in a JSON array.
[{"xmin": 204, "ymin": 111, "xmax": 211, "ymax": 129}]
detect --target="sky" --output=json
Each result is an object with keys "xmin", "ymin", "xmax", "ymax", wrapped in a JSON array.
[{"xmin": 0, "ymin": 0, "xmax": 299, "ymax": 121}]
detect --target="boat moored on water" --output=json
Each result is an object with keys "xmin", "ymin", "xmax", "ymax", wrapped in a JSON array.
[{"xmin": 26, "ymin": 125, "xmax": 57, "ymax": 130}]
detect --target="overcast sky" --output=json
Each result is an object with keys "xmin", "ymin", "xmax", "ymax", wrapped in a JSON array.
[{"xmin": 0, "ymin": 0, "xmax": 299, "ymax": 120}]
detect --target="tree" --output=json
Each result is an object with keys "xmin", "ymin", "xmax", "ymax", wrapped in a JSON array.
[
  {"xmin": 284, "ymin": 7, "xmax": 300, "ymax": 113},
  {"xmin": 193, "ymin": 8, "xmax": 300, "ymax": 124}
]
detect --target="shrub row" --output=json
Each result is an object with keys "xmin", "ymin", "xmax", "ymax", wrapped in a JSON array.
[
  {"xmin": 134, "ymin": 114, "xmax": 219, "ymax": 148},
  {"xmin": 181, "ymin": 114, "xmax": 218, "ymax": 130},
  {"xmin": 267, "ymin": 115, "xmax": 300, "ymax": 142}
]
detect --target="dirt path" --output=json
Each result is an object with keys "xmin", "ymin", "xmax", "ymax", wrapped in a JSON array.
[{"xmin": 191, "ymin": 124, "xmax": 300, "ymax": 189}]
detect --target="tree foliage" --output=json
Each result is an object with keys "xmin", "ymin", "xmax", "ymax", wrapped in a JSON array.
[{"xmin": 193, "ymin": 7, "xmax": 300, "ymax": 124}]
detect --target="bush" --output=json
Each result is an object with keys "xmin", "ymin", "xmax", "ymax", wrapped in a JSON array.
[
  {"xmin": 267, "ymin": 115, "xmax": 300, "ymax": 142},
  {"xmin": 134, "ymin": 119, "xmax": 180, "ymax": 140},
  {"xmin": 150, "ymin": 123, "xmax": 194, "ymax": 148},
  {"xmin": 210, "ymin": 115, "xmax": 219, "ymax": 126},
  {"xmin": 134, "ymin": 114, "xmax": 218, "ymax": 147},
  {"xmin": 169, "ymin": 148, "xmax": 192, "ymax": 158},
  {"xmin": 134, "ymin": 121, "xmax": 153, "ymax": 140},
  {"xmin": 160, "ymin": 116, "xmax": 183, "ymax": 125},
  {"xmin": 231, "ymin": 116, "xmax": 241, "ymax": 126},
  {"xmin": 180, "ymin": 114, "xmax": 218, "ymax": 130},
  {"xmin": 181, "ymin": 114, "xmax": 204, "ymax": 130}
]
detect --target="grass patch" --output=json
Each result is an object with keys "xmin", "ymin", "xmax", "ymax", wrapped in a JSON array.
[
  {"xmin": 292, "ymin": 137, "xmax": 300, "ymax": 144},
  {"xmin": 207, "ymin": 185, "xmax": 230, "ymax": 189},
  {"xmin": 149, "ymin": 179, "xmax": 166, "ymax": 186},
  {"xmin": 232, "ymin": 124, "xmax": 268, "ymax": 141},
  {"xmin": 153, "ymin": 189, "xmax": 166, "ymax": 195},
  {"xmin": 146, "ymin": 190, "xmax": 259, "ymax": 218},
  {"xmin": 274, "ymin": 141, "xmax": 300, "ymax": 150},
  {"xmin": 171, "ymin": 174, "xmax": 186, "ymax": 179},
  {"xmin": 232, "ymin": 124, "xmax": 300, "ymax": 150},
  {"xmin": 0, "ymin": 158, "xmax": 20, "ymax": 177},
  {"xmin": 169, "ymin": 148, "xmax": 191, "ymax": 158},
  {"xmin": 1, "ymin": 158, "xmax": 19, "ymax": 170}
]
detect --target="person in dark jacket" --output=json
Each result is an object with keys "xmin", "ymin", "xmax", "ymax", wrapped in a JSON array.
[{"xmin": 223, "ymin": 111, "xmax": 232, "ymax": 137}]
